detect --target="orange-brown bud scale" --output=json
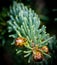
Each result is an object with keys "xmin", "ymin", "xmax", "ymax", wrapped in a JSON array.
[
  {"xmin": 31, "ymin": 42, "xmax": 35, "ymax": 47},
  {"xmin": 32, "ymin": 45, "xmax": 38, "ymax": 53}
]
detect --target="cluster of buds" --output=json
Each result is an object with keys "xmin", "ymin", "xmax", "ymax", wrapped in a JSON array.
[
  {"xmin": 32, "ymin": 44, "xmax": 49, "ymax": 62},
  {"xmin": 15, "ymin": 37, "xmax": 49, "ymax": 62}
]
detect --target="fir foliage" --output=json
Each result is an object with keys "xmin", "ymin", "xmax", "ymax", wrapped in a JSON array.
[{"xmin": 7, "ymin": 1, "xmax": 57, "ymax": 65}]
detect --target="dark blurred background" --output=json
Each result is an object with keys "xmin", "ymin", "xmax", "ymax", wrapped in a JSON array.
[{"xmin": 0, "ymin": 0, "xmax": 57, "ymax": 65}]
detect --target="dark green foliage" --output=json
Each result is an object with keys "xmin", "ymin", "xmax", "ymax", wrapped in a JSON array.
[{"xmin": 0, "ymin": 8, "xmax": 8, "ymax": 46}]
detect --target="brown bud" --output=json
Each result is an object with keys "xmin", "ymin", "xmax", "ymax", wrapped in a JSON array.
[
  {"xmin": 33, "ymin": 51, "xmax": 43, "ymax": 62},
  {"xmin": 15, "ymin": 37, "xmax": 27, "ymax": 47},
  {"xmin": 42, "ymin": 46, "xmax": 49, "ymax": 53}
]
